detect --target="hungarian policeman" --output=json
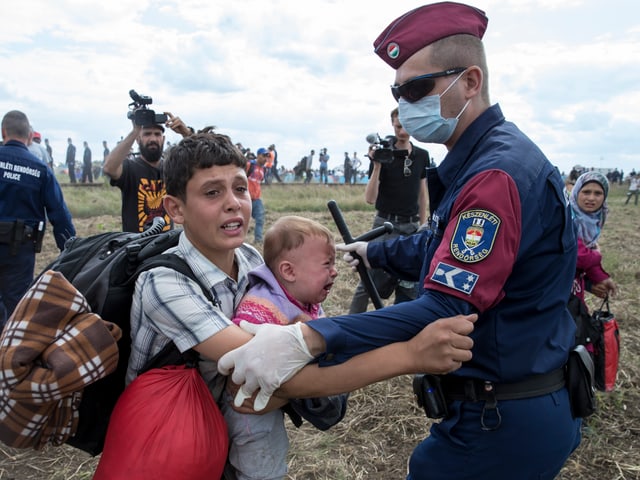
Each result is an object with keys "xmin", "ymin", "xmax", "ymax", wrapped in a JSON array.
[
  {"xmin": 218, "ymin": 3, "xmax": 580, "ymax": 479},
  {"xmin": 0, "ymin": 110, "xmax": 76, "ymax": 328}
]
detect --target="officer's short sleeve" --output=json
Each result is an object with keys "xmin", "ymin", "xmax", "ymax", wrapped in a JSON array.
[{"xmin": 424, "ymin": 169, "xmax": 521, "ymax": 312}]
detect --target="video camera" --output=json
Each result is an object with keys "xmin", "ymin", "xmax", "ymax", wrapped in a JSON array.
[
  {"xmin": 366, "ymin": 133, "xmax": 409, "ymax": 164},
  {"xmin": 127, "ymin": 90, "xmax": 167, "ymax": 127}
]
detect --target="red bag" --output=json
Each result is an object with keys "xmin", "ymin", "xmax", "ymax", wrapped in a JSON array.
[
  {"xmin": 93, "ymin": 365, "xmax": 228, "ymax": 480},
  {"xmin": 591, "ymin": 297, "xmax": 620, "ymax": 392}
]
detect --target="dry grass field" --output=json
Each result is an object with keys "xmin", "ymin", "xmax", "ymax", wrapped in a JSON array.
[{"xmin": 0, "ymin": 183, "xmax": 638, "ymax": 479}]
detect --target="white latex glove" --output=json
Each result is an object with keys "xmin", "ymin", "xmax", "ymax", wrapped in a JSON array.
[
  {"xmin": 335, "ymin": 241, "xmax": 370, "ymax": 269},
  {"xmin": 218, "ymin": 321, "xmax": 314, "ymax": 411}
]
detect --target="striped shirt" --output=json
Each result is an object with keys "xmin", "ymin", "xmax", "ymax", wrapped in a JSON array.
[{"xmin": 126, "ymin": 232, "xmax": 263, "ymax": 395}]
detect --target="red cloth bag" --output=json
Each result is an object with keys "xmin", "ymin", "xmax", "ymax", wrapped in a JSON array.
[
  {"xmin": 591, "ymin": 297, "xmax": 620, "ymax": 392},
  {"xmin": 93, "ymin": 365, "xmax": 228, "ymax": 480},
  {"xmin": 600, "ymin": 317, "xmax": 620, "ymax": 392}
]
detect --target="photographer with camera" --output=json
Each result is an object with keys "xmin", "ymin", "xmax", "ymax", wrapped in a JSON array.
[
  {"xmin": 348, "ymin": 107, "xmax": 430, "ymax": 313},
  {"xmin": 103, "ymin": 90, "xmax": 192, "ymax": 233}
]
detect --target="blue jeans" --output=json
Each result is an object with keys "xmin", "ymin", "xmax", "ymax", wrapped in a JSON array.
[
  {"xmin": 319, "ymin": 167, "xmax": 328, "ymax": 184},
  {"xmin": 221, "ymin": 391, "xmax": 288, "ymax": 480},
  {"xmin": 251, "ymin": 198, "xmax": 265, "ymax": 242}
]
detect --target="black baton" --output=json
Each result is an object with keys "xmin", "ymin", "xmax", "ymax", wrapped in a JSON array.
[{"xmin": 327, "ymin": 200, "xmax": 393, "ymax": 310}]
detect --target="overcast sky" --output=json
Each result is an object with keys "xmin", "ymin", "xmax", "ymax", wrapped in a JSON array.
[{"xmin": 2, "ymin": 0, "xmax": 638, "ymax": 176}]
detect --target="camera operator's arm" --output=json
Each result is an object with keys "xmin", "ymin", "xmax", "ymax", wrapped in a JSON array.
[
  {"xmin": 103, "ymin": 126, "xmax": 140, "ymax": 181},
  {"xmin": 365, "ymin": 151, "xmax": 382, "ymax": 205},
  {"xmin": 164, "ymin": 112, "xmax": 192, "ymax": 138}
]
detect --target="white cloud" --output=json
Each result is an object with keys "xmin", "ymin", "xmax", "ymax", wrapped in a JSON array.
[{"xmin": 1, "ymin": 0, "xmax": 639, "ymax": 175}]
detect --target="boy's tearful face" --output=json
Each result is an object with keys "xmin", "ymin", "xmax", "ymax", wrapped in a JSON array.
[{"xmin": 172, "ymin": 164, "xmax": 252, "ymax": 266}]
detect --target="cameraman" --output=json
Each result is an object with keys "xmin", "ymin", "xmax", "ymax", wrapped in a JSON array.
[
  {"xmin": 103, "ymin": 111, "xmax": 191, "ymax": 233},
  {"xmin": 349, "ymin": 107, "xmax": 430, "ymax": 313}
]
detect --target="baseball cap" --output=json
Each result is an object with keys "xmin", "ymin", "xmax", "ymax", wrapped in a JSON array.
[{"xmin": 257, "ymin": 147, "xmax": 269, "ymax": 155}]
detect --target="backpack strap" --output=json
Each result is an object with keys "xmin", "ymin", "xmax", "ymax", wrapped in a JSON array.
[
  {"xmin": 140, "ymin": 253, "xmax": 214, "ymax": 303},
  {"xmin": 135, "ymin": 253, "xmax": 214, "ymax": 375}
]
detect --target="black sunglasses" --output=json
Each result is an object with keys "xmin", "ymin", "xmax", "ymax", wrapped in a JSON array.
[{"xmin": 391, "ymin": 67, "xmax": 467, "ymax": 103}]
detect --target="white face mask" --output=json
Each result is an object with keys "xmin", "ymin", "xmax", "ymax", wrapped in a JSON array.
[{"xmin": 398, "ymin": 71, "xmax": 469, "ymax": 144}]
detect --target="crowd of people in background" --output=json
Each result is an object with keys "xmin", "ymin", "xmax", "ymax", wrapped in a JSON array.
[
  {"xmin": 568, "ymin": 165, "xmax": 632, "ymax": 186},
  {"xmin": 7, "ymin": 129, "xmax": 639, "ymax": 192},
  {"xmin": 236, "ymin": 143, "xmax": 368, "ymax": 185}
]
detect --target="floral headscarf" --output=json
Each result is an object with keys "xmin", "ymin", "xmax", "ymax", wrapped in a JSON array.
[{"xmin": 569, "ymin": 171, "xmax": 609, "ymax": 248}]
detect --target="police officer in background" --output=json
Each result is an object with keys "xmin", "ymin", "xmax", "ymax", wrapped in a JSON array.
[
  {"xmin": 218, "ymin": 3, "xmax": 581, "ymax": 479},
  {"xmin": 66, "ymin": 137, "xmax": 77, "ymax": 183},
  {"xmin": 0, "ymin": 110, "xmax": 76, "ymax": 329}
]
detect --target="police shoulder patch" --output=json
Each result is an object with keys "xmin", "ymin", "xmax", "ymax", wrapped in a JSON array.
[
  {"xmin": 450, "ymin": 209, "xmax": 500, "ymax": 263},
  {"xmin": 430, "ymin": 262, "xmax": 479, "ymax": 295}
]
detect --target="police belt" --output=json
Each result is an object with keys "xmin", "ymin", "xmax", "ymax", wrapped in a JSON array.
[
  {"xmin": 0, "ymin": 220, "xmax": 43, "ymax": 256},
  {"xmin": 441, "ymin": 368, "xmax": 566, "ymax": 402},
  {"xmin": 376, "ymin": 211, "xmax": 420, "ymax": 224},
  {"xmin": 0, "ymin": 221, "xmax": 36, "ymax": 245}
]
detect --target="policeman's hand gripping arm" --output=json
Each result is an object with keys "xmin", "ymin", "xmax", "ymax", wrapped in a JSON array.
[{"xmin": 218, "ymin": 321, "xmax": 314, "ymax": 411}]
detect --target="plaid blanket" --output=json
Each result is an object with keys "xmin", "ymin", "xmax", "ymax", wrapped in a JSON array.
[{"xmin": 0, "ymin": 270, "xmax": 122, "ymax": 449}]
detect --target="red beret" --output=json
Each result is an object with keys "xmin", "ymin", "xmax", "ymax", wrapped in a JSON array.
[{"xmin": 373, "ymin": 2, "xmax": 488, "ymax": 70}]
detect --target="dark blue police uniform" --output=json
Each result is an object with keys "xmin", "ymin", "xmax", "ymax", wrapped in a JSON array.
[
  {"xmin": 0, "ymin": 140, "xmax": 75, "ymax": 327},
  {"xmin": 309, "ymin": 105, "xmax": 581, "ymax": 479}
]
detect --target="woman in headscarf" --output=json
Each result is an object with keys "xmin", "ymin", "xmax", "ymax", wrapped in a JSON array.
[{"xmin": 569, "ymin": 171, "xmax": 617, "ymax": 303}]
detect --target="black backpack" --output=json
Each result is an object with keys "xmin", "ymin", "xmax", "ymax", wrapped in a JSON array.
[{"xmin": 38, "ymin": 218, "xmax": 211, "ymax": 455}]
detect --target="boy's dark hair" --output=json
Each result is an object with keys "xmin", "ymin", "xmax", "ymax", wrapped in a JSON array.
[{"xmin": 163, "ymin": 128, "xmax": 246, "ymax": 201}]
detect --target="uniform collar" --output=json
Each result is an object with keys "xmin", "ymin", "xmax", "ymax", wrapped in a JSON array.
[
  {"xmin": 427, "ymin": 104, "xmax": 505, "ymax": 213},
  {"xmin": 437, "ymin": 104, "xmax": 505, "ymax": 190},
  {"xmin": 3, "ymin": 139, "xmax": 28, "ymax": 150}
]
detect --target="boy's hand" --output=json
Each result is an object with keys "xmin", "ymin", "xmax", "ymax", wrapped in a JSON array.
[
  {"xmin": 226, "ymin": 380, "xmax": 288, "ymax": 414},
  {"xmin": 407, "ymin": 314, "xmax": 477, "ymax": 374},
  {"xmin": 218, "ymin": 321, "xmax": 314, "ymax": 411}
]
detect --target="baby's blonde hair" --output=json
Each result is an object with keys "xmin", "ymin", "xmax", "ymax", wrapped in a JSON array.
[{"xmin": 263, "ymin": 216, "xmax": 335, "ymax": 271}]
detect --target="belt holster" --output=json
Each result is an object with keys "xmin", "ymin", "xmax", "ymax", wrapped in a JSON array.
[
  {"xmin": 34, "ymin": 222, "xmax": 45, "ymax": 253},
  {"xmin": 1, "ymin": 220, "xmax": 42, "ymax": 255},
  {"xmin": 413, "ymin": 374, "xmax": 449, "ymax": 419},
  {"xmin": 10, "ymin": 219, "xmax": 25, "ymax": 256}
]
